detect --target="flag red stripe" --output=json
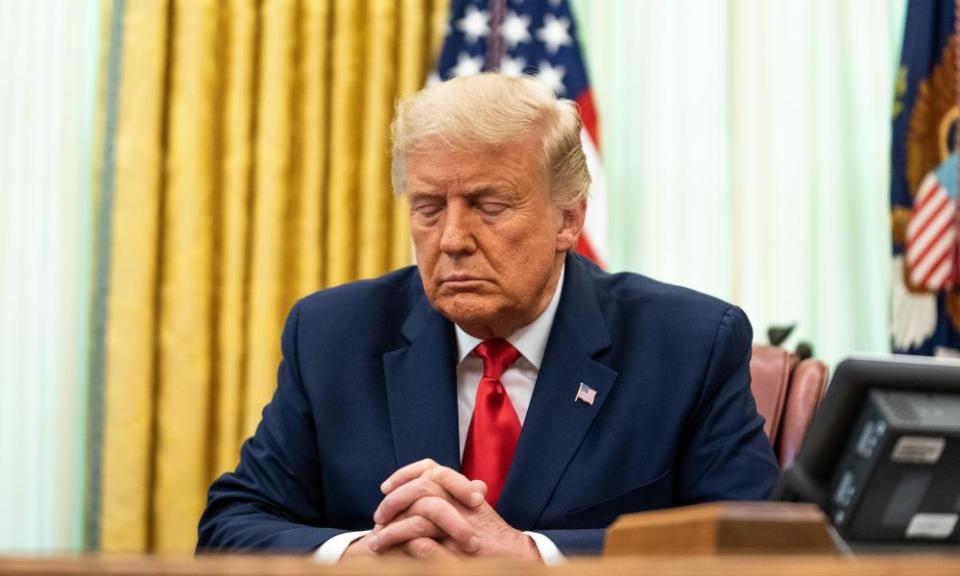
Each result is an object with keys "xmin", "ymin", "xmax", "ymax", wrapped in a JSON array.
[
  {"xmin": 574, "ymin": 90, "xmax": 604, "ymax": 268},
  {"xmin": 914, "ymin": 177, "xmax": 940, "ymax": 211},
  {"xmin": 576, "ymin": 235, "xmax": 601, "ymax": 266},
  {"xmin": 908, "ymin": 192, "xmax": 949, "ymax": 243},
  {"xmin": 909, "ymin": 216, "xmax": 954, "ymax": 271},
  {"xmin": 575, "ymin": 91, "xmax": 600, "ymax": 149},
  {"xmin": 919, "ymin": 246, "xmax": 954, "ymax": 287}
]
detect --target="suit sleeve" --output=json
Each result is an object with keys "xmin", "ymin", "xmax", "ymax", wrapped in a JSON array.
[
  {"xmin": 197, "ymin": 302, "xmax": 343, "ymax": 553},
  {"xmin": 536, "ymin": 529, "xmax": 606, "ymax": 556},
  {"xmin": 676, "ymin": 305, "xmax": 780, "ymax": 503}
]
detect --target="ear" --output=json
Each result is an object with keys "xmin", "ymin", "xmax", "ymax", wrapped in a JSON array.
[{"xmin": 555, "ymin": 198, "xmax": 587, "ymax": 253}]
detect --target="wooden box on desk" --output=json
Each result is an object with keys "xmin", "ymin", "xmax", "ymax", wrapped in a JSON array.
[{"xmin": 604, "ymin": 502, "xmax": 837, "ymax": 556}]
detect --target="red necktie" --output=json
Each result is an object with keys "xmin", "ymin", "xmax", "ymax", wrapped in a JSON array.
[{"xmin": 461, "ymin": 339, "xmax": 522, "ymax": 506}]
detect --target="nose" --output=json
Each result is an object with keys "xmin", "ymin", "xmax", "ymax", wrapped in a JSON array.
[{"xmin": 439, "ymin": 203, "xmax": 477, "ymax": 256}]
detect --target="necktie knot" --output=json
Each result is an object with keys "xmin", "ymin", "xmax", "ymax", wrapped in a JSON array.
[{"xmin": 473, "ymin": 339, "xmax": 521, "ymax": 380}]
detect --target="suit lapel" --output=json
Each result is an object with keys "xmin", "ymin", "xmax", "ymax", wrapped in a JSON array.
[
  {"xmin": 383, "ymin": 295, "xmax": 462, "ymax": 471},
  {"xmin": 497, "ymin": 254, "xmax": 618, "ymax": 528}
]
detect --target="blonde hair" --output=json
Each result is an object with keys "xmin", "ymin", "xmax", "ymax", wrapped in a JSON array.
[{"xmin": 391, "ymin": 73, "xmax": 591, "ymax": 210}]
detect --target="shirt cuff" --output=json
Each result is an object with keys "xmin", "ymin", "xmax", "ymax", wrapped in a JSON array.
[
  {"xmin": 312, "ymin": 530, "xmax": 371, "ymax": 564},
  {"xmin": 524, "ymin": 531, "xmax": 567, "ymax": 565}
]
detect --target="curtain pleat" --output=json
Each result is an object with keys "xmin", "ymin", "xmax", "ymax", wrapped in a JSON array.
[
  {"xmin": 241, "ymin": 0, "xmax": 297, "ymax": 440},
  {"xmin": 358, "ymin": 0, "xmax": 396, "ymax": 278},
  {"xmin": 153, "ymin": 0, "xmax": 221, "ymax": 553},
  {"xmin": 293, "ymin": 0, "xmax": 330, "ymax": 297},
  {"xmin": 213, "ymin": 0, "xmax": 257, "ymax": 478},
  {"xmin": 97, "ymin": 0, "xmax": 436, "ymax": 553},
  {"xmin": 325, "ymin": 0, "xmax": 363, "ymax": 287},
  {"xmin": 100, "ymin": 0, "xmax": 170, "ymax": 553}
]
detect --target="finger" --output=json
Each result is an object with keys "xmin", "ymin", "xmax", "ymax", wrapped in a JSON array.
[
  {"xmin": 370, "ymin": 515, "xmax": 443, "ymax": 552},
  {"xmin": 376, "ymin": 471, "xmax": 484, "ymax": 525},
  {"xmin": 375, "ymin": 495, "xmax": 478, "ymax": 550},
  {"xmin": 374, "ymin": 477, "xmax": 442, "ymax": 525},
  {"xmin": 376, "ymin": 474, "xmax": 483, "ymax": 525},
  {"xmin": 407, "ymin": 496, "xmax": 479, "ymax": 551},
  {"xmin": 381, "ymin": 458, "xmax": 438, "ymax": 493},
  {"xmin": 443, "ymin": 538, "xmax": 463, "ymax": 554},
  {"xmin": 403, "ymin": 537, "xmax": 456, "ymax": 559},
  {"xmin": 377, "ymin": 495, "xmax": 477, "ymax": 547},
  {"xmin": 421, "ymin": 467, "xmax": 487, "ymax": 508}
]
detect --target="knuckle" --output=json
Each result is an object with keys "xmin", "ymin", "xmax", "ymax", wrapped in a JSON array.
[
  {"xmin": 412, "ymin": 538, "xmax": 437, "ymax": 556},
  {"xmin": 436, "ymin": 467, "xmax": 457, "ymax": 484},
  {"xmin": 378, "ymin": 502, "xmax": 397, "ymax": 519},
  {"xmin": 412, "ymin": 516, "xmax": 431, "ymax": 537},
  {"xmin": 412, "ymin": 478, "xmax": 434, "ymax": 498},
  {"xmin": 410, "ymin": 496, "xmax": 440, "ymax": 518},
  {"xmin": 422, "ymin": 495, "xmax": 448, "ymax": 512}
]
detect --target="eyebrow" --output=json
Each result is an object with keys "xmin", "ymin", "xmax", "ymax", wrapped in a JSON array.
[
  {"xmin": 407, "ymin": 184, "xmax": 517, "ymax": 202},
  {"xmin": 406, "ymin": 190, "xmax": 443, "ymax": 203},
  {"xmin": 469, "ymin": 184, "xmax": 513, "ymax": 196}
]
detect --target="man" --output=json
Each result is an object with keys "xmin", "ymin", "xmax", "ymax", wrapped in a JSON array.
[{"xmin": 198, "ymin": 74, "xmax": 779, "ymax": 561}]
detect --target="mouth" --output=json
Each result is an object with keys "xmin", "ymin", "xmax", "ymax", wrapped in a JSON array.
[{"xmin": 439, "ymin": 275, "xmax": 490, "ymax": 289}]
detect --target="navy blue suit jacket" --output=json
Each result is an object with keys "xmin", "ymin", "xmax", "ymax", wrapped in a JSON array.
[{"xmin": 198, "ymin": 253, "xmax": 778, "ymax": 555}]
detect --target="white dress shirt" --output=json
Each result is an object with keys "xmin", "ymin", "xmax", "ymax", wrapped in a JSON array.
[{"xmin": 316, "ymin": 267, "xmax": 567, "ymax": 564}]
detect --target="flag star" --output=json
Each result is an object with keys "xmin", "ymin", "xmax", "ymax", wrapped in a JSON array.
[
  {"xmin": 499, "ymin": 55, "xmax": 527, "ymax": 77},
  {"xmin": 536, "ymin": 13, "xmax": 572, "ymax": 54},
  {"xmin": 548, "ymin": 0, "xmax": 562, "ymax": 6},
  {"xmin": 535, "ymin": 60, "xmax": 566, "ymax": 94},
  {"xmin": 456, "ymin": 5, "xmax": 490, "ymax": 44},
  {"xmin": 451, "ymin": 52, "xmax": 484, "ymax": 77},
  {"xmin": 501, "ymin": 11, "xmax": 532, "ymax": 49}
]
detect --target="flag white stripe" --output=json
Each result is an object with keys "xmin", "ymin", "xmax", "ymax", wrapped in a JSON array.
[
  {"xmin": 910, "ymin": 226, "xmax": 955, "ymax": 285},
  {"xmin": 914, "ymin": 173, "xmax": 940, "ymax": 208},
  {"xmin": 907, "ymin": 202, "xmax": 955, "ymax": 262},
  {"xmin": 908, "ymin": 188, "xmax": 950, "ymax": 241},
  {"xmin": 924, "ymin": 256, "xmax": 954, "ymax": 288},
  {"xmin": 907, "ymin": 193, "xmax": 950, "ymax": 242}
]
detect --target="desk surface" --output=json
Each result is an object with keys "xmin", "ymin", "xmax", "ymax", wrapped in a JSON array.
[{"xmin": 1, "ymin": 554, "xmax": 959, "ymax": 576}]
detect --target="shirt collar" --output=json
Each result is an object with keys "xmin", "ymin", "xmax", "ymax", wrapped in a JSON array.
[{"xmin": 454, "ymin": 265, "xmax": 565, "ymax": 370}]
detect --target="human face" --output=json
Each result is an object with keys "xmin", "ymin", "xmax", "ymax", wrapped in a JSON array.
[{"xmin": 406, "ymin": 139, "xmax": 585, "ymax": 339}]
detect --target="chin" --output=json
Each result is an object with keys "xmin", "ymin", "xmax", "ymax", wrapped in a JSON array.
[{"xmin": 433, "ymin": 295, "xmax": 501, "ymax": 328}]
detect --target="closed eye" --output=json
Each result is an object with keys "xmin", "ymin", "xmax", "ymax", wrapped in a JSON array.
[
  {"xmin": 476, "ymin": 203, "xmax": 509, "ymax": 217},
  {"xmin": 413, "ymin": 204, "xmax": 443, "ymax": 217},
  {"xmin": 410, "ymin": 198, "xmax": 444, "ymax": 220}
]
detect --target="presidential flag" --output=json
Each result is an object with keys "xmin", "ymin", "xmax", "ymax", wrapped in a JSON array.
[
  {"xmin": 890, "ymin": 0, "xmax": 960, "ymax": 356},
  {"xmin": 436, "ymin": 0, "xmax": 607, "ymax": 267}
]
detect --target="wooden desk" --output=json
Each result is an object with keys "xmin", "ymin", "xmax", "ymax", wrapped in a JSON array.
[{"xmin": 1, "ymin": 554, "xmax": 959, "ymax": 576}]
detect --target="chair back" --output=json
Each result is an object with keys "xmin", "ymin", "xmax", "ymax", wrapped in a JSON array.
[{"xmin": 749, "ymin": 345, "xmax": 828, "ymax": 468}]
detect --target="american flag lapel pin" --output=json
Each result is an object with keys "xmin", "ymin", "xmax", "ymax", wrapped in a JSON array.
[{"xmin": 575, "ymin": 382, "xmax": 597, "ymax": 406}]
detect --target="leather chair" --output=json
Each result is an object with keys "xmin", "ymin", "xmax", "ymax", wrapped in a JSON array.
[{"xmin": 749, "ymin": 345, "xmax": 828, "ymax": 468}]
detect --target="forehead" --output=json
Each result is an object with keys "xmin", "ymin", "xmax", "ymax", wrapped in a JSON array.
[{"xmin": 406, "ymin": 138, "xmax": 545, "ymax": 189}]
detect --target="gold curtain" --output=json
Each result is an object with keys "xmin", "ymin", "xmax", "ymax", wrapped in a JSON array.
[{"xmin": 97, "ymin": 0, "xmax": 448, "ymax": 553}]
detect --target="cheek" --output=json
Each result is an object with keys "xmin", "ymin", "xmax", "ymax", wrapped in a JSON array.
[
  {"xmin": 493, "ymin": 231, "xmax": 557, "ymax": 285},
  {"xmin": 411, "ymin": 227, "xmax": 438, "ymax": 260}
]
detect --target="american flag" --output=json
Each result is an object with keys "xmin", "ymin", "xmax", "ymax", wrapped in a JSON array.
[
  {"xmin": 574, "ymin": 382, "xmax": 596, "ymax": 405},
  {"xmin": 436, "ymin": 0, "xmax": 607, "ymax": 267},
  {"xmin": 905, "ymin": 156, "xmax": 960, "ymax": 291}
]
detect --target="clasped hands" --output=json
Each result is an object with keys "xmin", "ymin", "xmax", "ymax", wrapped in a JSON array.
[{"xmin": 343, "ymin": 459, "xmax": 540, "ymax": 560}]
